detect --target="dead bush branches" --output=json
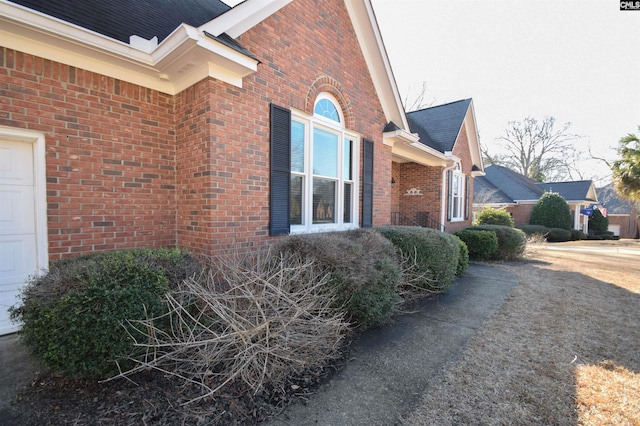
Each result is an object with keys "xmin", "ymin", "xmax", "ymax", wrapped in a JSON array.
[{"xmin": 109, "ymin": 250, "xmax": 350, "ymax": 404}]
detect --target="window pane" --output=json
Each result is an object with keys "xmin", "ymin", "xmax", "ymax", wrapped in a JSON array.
[
  {"xmin": 290, "ymin": 175, "xmax": 303, "ymax": 225},
  {"xmin": 291, "ymin": 120, "xmax": 305, "ymax": 173},
  {"xmin": 343, "ymin": 182, "xmax": 352, "ymax": 223},
  {"xmin": 313, "ymin": 178, "xmax": 335, "ymax": 224},
  {"xmin": 313, "ymin": 128, "xmax": 338, "ymax": 177},
  {"xmin": 314, "ymin": 98, "xmax": 340, "ymax": 122},
  {"xmin": 343, "ymin": 139, "xmax": 352, "ymax": 180}
]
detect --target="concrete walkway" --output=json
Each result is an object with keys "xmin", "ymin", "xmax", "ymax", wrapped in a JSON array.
[{"xmin": 265, "ymin": 263, "xmax": 519, "ymax": 425}]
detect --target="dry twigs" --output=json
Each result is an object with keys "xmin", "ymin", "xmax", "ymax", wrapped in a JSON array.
[{"xmin": 108, "ymin": 250, "xmax": 349, "ymax": 404}]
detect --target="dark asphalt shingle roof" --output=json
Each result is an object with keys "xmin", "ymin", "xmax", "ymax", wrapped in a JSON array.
[
  {"xmin": 480, "ymin": 165, "xmax": 544, "ymax": 202},
  {"xmin": 406, "ymin": 99, "xmax": 472, "ymax": 153},
  {"xmin": 475, "ymin": 165, "xmax": 596, "ymax": 204},
  {"xmin": 538, "ymin": 181, "xmax": 596, "ymax": 202},
  {"xmin": 9, "ymin": 0, "xmax": 230, "ymax": 43},
  {"xmin": 474, "ymin": 175, "xmax": 514, "ymax": 204}
]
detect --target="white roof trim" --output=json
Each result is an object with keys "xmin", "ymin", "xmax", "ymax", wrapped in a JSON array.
[
  {"xmin": 384, "ymin": 129, "xmax": 451, "ymax": 167},
  {"xmin": 200, "ymin": 0, "xmax": 292, "ymax": 38},
  {"xmin": 0, "ymin": 0, "xmax": 259, "ymax": 93}
]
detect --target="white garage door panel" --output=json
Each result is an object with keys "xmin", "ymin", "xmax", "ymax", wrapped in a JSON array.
[
  {"xmin": 0, "ymin": 187, "xmax": 36, "ymax": 235},
  {"xmin": 0, "ymin": 237, "xmax": 38, "ymax": 287},
  {"xmin": 0, "ymin": 142, "xmax": 33, "ymax": 184},
  {"xmin": 0, "ymin": 136, "xmax": 42, "ymax": 335},
  {"xmin": 0, "ymin": 236, "xmax": 38, "ymax": 336}
]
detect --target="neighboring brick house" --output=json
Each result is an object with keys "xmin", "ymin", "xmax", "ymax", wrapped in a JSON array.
[
  {"xmin": 474, "ymin": 164, "xmax": 599, "ymax": 233},
  {"xmin": 389, "ymin": 99, "xmax": 485, "ymax": 233},
  {"xmin": 0, "ymin": 0, "xmax": 484, "ymax": 334},
  {"xmin": 596, "ymin": 184, "xmax": 639, "ymax": 239}
]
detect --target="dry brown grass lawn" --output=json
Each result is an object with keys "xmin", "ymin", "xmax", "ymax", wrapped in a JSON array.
[{"xmin": 407, "ymin": 240, "xmax": 640, "ymax": 426}]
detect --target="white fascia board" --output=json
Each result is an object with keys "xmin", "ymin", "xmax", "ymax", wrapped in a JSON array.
[
  {"xmin": 344, "ymin": 0, "xmax": 409, "ymax": 130},
  {"xmin": 0, "ymin": 0, "xmax": 258, "ymax": 93},
  {"xmin": 464, "ymin": 100, "xmax": 485, "ymax": 172},
  {"xmin": 199, "ymin": 0, "xmax": 293, "ymax": 38},
  {"xmin": 387, "ymin": 134, "xmax": 450, "ymax": 167},
  {"xmin": 383, "ymin": 129, "xmax": 419, "ymax": 146}
]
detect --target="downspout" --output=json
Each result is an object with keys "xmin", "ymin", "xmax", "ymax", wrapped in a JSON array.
[{"xmin": 440, "ymin": 160, "xmax": 457, "ymax": 232}]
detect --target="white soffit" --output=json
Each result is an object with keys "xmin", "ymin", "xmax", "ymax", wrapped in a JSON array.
[{"xmin": 0, "ymin": 0, "xmax": 259, "ymax": 93}]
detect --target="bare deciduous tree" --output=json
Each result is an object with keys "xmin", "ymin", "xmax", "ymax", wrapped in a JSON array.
[
  {"xmin": 483, "ymin": 116, "xmax": 581, "ymax": 182},
  {"xmin": 403, "ymin": 81, "xmax": 434, "ymax": 112}
]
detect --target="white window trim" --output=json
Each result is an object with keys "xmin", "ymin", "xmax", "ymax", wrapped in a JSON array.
[
  {"xmin": 450, "ymin": 163, "xmax": 465, "ymax": 222},
  {"xmin": 290, "ymin": 106, "xmax": 360, "ymax": 234}
]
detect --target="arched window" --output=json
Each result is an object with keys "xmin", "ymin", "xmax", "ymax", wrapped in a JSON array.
[
  {"xmin": 290, "ymin": 93, "xmax": 359, "ymax": 232},
  {"xmin": 313, "ymin": 95, "xmax": 341, "ymax": 123}
]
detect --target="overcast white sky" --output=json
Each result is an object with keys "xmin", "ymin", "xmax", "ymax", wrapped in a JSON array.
[{"xmin": 371, "ymin": 0, "xmax": 640, "ymax": 184}]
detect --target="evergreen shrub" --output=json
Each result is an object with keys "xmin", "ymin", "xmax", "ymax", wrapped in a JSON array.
[
  {"xmin": 466, "ymin": 225, "xmax": 527, "ymax": 260},
  {"xmin": 454, "ymin": 229, "xmax": 499, "ymax": 260},
  {"xmin": 588, "ymin": 208, "xmax": 609, "ymax": 234},
  {"xmin": 530, "ymin": 192, "xmax": 572, "ymax": 230},
  {"xmin": 10, "ymin": 248, "xmax": 201, "ymax": 379},
  {"xmin": 375, "ymin": 226, "xmax": 460, "ymax": 291},
  {"xmin": 454, "ymin": 236, "xmax": 469, "ymax": 276},
  {"xmin": 271, "ymin": 229, "xmax": 402, "ymax": 328},
  {"xmin": 475, "ymin": 207, "xmax": 514, "ymax": 227},
  {"xmin": 545, "ymin": 228, "xmax": 572, "ymax": 242}
]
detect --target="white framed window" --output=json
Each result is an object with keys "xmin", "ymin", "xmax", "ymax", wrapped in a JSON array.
[
  {"xmin": 290, "ymin": 94, "xmax": 359, "ymax": 233},
  {"xmin": 449, "ymin": 163, "xmax": 465, "ymax": 221}
]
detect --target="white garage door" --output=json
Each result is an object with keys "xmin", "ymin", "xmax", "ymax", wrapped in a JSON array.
[
  {"xmin": 608, "ymin": 224, "xmax": 621, "ymax": 237},
  {"xmin": 0, "ymin": 138, "xmax": 39, "ymax": 335}
]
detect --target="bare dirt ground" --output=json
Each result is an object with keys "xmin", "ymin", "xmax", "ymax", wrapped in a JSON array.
[{"xmin": 407, "ymin": 239, "xmax": 640, "ymax": 425}]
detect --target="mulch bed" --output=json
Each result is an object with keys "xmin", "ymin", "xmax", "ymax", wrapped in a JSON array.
[{"xmin": 9, "ymin": 359, "xmax": 343, "ymax": 425}]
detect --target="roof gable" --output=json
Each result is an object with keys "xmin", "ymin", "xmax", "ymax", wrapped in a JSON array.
[
  {"xmin": 476, "ymin": 165, "xmax": 598, "ymax": 205},
  {"xmin": 406, "ymin": 99, "xmax": 472, "ymax": 153},
  {"xmin": 538, "ymin": 181, "xmax": 597, "ymax": 202},
  {"xmin": 481, "ymin": 165, "xmax": 544, "ymax": 202}
]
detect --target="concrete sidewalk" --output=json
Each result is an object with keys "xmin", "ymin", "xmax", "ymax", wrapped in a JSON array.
[{"xmin": 264, "ymin": 263, "xmax": 519, "ymax": 426}]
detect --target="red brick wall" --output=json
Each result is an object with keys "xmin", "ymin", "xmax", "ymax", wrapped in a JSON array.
[
  {"xmin": 606, "ymin": 214, "xmax": 639, "ymax": 239},
  {"xmin": 509, "ymin": 204, "xmax": 535, "ymax": 227},
  {"xmin": 0, "ymin": 48, "xmax": 177, "ymax": 259},
  {"xmin": 395, "ymin": 162, "xmax": 442, "ymax": 225},
  {"xmin": 177, "ymin": 0, "xmax": 391, "ymax": 256},
  {"xmin": 0, "ymin": 0, "xmax": 391, "ymax": 259}
]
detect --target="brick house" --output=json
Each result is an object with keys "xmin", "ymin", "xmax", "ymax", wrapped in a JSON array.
[
  {"xmin": 474, "ymin": 164, "xmax": 599, "ymax": 233},
  {"xmin": 0, "ymin": 0, "xmax": 484, "ymax": 334},
  {"xmin": 390, "ymin": 99, "xmax": 485, "ymax": 233}
]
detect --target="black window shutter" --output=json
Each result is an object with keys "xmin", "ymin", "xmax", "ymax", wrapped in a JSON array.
[
  {"xmin": 269, "ymin": 104, "xmax": 291, "ymax": 236},
  {"xmin": 362, "ymin": 138, "xmax": 374, "ymax": 228},
  {"xmin": 447, "ymin": 170, "xmax": 453, "ymax": 221},
  {"xmin": 465, "ymin": 175, "xmax": 471, "ymax": 220}
]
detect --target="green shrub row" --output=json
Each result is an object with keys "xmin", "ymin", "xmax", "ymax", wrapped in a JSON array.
[{"xmin": 13, "ymin": 228, "xmax": 468, "ymax": 380}]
